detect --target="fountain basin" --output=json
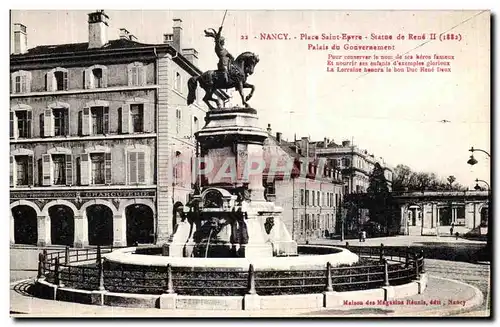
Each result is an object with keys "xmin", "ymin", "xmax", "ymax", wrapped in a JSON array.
[{"xmin": 104, "ymin": 245, "xmax": 359, "ymax": 270}]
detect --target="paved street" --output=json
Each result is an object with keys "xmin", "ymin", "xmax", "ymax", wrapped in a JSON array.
[{"xmin": 10, "ymin": 237, "xmax": 491, "ymax": 316}]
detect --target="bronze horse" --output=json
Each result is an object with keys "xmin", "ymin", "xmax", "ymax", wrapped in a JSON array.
[{"xmin": 187, "ymin": 51, "xmax": 259, "ymax": 110}]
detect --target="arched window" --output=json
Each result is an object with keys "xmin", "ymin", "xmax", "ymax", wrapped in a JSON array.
[
  {"xmin": 84, "ymin": 65, "xmax": 108, "ymax": 89},
  {"xmin": 11, "ymin": 70, "xmax": 32, "ymax": 94}
]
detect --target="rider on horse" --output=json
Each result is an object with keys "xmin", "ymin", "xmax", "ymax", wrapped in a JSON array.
[{"xmin": 204, "ymin": 26, "xmax": 234, "ymax": 84}]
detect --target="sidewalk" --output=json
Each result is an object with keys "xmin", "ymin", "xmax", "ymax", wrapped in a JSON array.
[{"xmin": 10, "ymin": 275, "xmax": 485, "ymax": 317}]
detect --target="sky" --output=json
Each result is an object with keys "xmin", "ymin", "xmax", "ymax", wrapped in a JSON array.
[{"xmin": 9, "ymin": 9, "xmax": 491, "ymax": 188}]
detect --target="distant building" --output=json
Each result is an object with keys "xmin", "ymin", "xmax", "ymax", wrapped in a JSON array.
[
  {"xmin": 10, "ymin": 11, "xmax": 226, "ymax": 247},
  {"xmin": 310, "ymin": 138, "xmax": 393, "ymax": 193},
  {"xmin": 263, "ymin": 126, "xmax": 344, "ymax": 241}
]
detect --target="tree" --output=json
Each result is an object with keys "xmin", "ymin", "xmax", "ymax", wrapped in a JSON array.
[
  {"xmin": 366, "ymin": 163, "xmax": 394, "ymax": 235},
  {"xmin": 447, "ymin": 175, "xmax": 456, "ymax": 189}
]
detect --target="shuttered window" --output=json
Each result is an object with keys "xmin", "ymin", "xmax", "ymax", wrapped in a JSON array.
[
  {"xmin": 11, "ymin": 71, "xmax": 31, "ymax": 94},
  {"xmin": 128, "ymin": 62, "xmax": 146, "ymax": 86},
  {"xmin": 127, "ymin": 151, "xmax": 148, "ymax": 185}
]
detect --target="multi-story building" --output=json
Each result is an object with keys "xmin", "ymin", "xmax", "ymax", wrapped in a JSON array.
[
  {"xmin": 311, "ymin": 138, "xmax": 394, "ymax": 193},
  {"xmin": 263, "ymin": 126, "xmax": 344, "ymax": 240},
  {"xmin": 9, "ymin": 11, "xmax": 224, "ymax": 247}
]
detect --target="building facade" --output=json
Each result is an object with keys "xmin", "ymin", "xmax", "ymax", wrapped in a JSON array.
[
  {"xmin": 263, "ymin": 129, "xmax": 344, "ymax": 241},
  {"xmin": 312, "ymin": 139, "xmax": 394, "ymax": 194},
  {"xmin": 10, "ymin": 11, "xmax": 221, "ymax": 247}
]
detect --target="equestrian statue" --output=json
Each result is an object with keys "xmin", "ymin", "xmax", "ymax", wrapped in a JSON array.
[{"xmin": 187, "ymin": 21, "xmax": 259, "ymax": 110}]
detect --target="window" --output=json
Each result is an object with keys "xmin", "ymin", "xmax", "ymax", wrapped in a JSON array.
[
  {"xmin": 52, "ymin": 154, "xmax": 66, "ymax": 185},
  {"xmin": 176, "ymin": 109, "xmax": 182, "ymax": 134},
  {"xmin": 10, "ymin": 155, "xmax": 33, "ymax": 187},
  {"xmin": 11, "ymin": 71, "xmax": 31, "ymax": 94},
  {"xmin": 300, "ymin": 189, "xmax": 304, "ymax": 205},
  {"xmin": 122, "ymin": 98, "xmax": 149, "ymax": 134},
  {"xmin": 45, "ymin": 68, "xmax": 68, "ymax": 92},
  {"xmin": 54, "ymin": 71, "xmax": 68, "ymax": 91},
  {"xmin": 43, "ymin": 103, "xmax": 70, "ymax": 137},
  {"xmin": 84, "ymin": 65, "xmax": 108, "ymax": 89},
  {"xmin": 41, "ymin": 152, "xmax": 73, "ymax": 186},
  {"xmin": 93, "ymin": 68, "xmax": 103, "ymax": 88},
  {"xmin": 11, "ymin": 110, "xmax": 32, "ymax": 139},
  {"xmin": 174, "ymin": 72, "xmax": 181, "ymax": 91},
  {"xmin": 80, "ymin": 151, "xmax": 111, "ymax": 185},
  {"xmin": 312, "ymin": 191, "xmax": 315, "ymax": 206},
  {"xmin": 90, "ymin": 153, "xmax": 105, "ymax": 185},
  {"xmin": 342, "ymin": 158, "xmax": 351, "ymax": 167},
  {"xmin": 130, "ymin": 104, "xmax": 144, "ymax": 133},
  {"xmin": 15, "ymin": 75, "xmax": 26, "ymax": 93},
  {"xmin": 193, "ymin": 116, "xmax": 199, "ymax": 134},
  {"xmin": 317, "ymin": 191, "xmax": 320, "ymax": 206},
  {"xmin": 305, "ymin": 190, "xmax": 309, "ymax": 206},
  {"xmin": 82, "ymin": 103, "xmax": 110, "ymax": 136},
  {"xmin": 128, "ymin": 62, "xmax": 146, "ymax": 86},
  {"xmin": 335, "ymin": 194, "xmax": 339, "ymax": 207},
  {"xmin": 127, "ymin": 151, "xmax": 149, "ymax": 185}
]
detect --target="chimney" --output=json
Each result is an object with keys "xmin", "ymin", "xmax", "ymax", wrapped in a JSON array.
[
  {"xmin": 172, "ymin": 18, "xmax": 183, "ymax": 51},
  {"xmin": 13, "ymin": 23, "xmax": 27, "ymax": 54},
  {"xmin": 164, "ymin": 33, "xmax": 173, "ymax": 43},
  {"xmin": 266, "ymin": 123, "xmax": 272, "ymax": 134},
  {"xmin": 276, "ymin": 132, "xmax": 282, "ymax": 144},
  {"xmin": 119, "ymin": 28, "xmax": 130, "ymax": 39},
  {"xmin": 182, "ymin": 48, "xmax": 199, "ymax": 66},
  {"xmin": 323, "ymin": 137, "xmax": 328, "ymax": 148},
  {"xmin": 88, "ymin": 10, "xmax": 109, "ymax": 49},
  {"xmin": 342, "ymin": 140, "xmax": 351, "ymax": 147}
]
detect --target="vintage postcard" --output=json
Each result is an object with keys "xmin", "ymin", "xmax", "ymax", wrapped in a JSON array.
[{"xmin": 9, "ymin": 9, "xmax": 491, "ymax": 318}]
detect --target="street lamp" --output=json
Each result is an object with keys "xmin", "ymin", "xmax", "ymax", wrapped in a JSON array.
[
  {"xmin": 474, "ymin": 178, "xmax": 490, "ymax": 190},
  {"xmin": 467, "ymin": 147, "xmax": 490, "ymax": 166}
]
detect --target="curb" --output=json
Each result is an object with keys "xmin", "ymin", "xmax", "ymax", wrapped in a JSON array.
[{"xmin": 396, "ymin": 276, "xmax": 485, "ymax": 317}]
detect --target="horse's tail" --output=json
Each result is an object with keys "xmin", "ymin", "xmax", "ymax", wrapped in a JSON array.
[{"xmin": 187, "ymin": 76, "xmax": 198, "ymax": 105}]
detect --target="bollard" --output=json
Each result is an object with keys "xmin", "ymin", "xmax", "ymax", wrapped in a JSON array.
[
  {"xmin": 54, "ymin": 258, "xmax": 60, "ymax": 286},
  {"xmin": 37, "ymin": 252, "xmax": 44, "ymax": 279},
  {"xmin": 419, "ymin": 250, "xmax": 425, "ymax": 273},
  {"xmin": 97, "ymin": 255, "xmax": 105, "ymax": 291},
  {"xmin": 414, "ymin": 253, "xmax": 420, "ymax": 280},
  {"xmin": 405, "ymin": 246, "xmax": 410, "ymax": 268},
  {"xmin": 379, "ymin": 243, "xmax": 385, "ymax": 262},
  {"xmin": 96, "ymin": 245, "xmax": 102, "ymax": 264},
  {"xmin": 345, "ymin": 242, "xmax": 349, "ymax": 250},
  {"xmin": 325, "ymin": 262, "xmax": 333, "ymax": 292},
  {"xmin": 383, "ymin": 258, "xmax": 390, "ymax": 287},
  {"xmin": 65, "ymin": 246, "xmax": 70, "ymax": 265},
  {"xmin": 247, "ymin": 264, "xmax": 256, "ymax": 295},
  {"xmin": 42, "ymin": 249, "xmax": 48, "ymax": 274},
  {"xmin": 166, "ymin": 264, "xmax": 174, "ymax": 294}
]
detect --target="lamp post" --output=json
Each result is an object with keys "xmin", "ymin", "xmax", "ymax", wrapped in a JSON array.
[
  {"xmin": 473, "ymin": 178, "xmax": 491, "ymax": 260},
  {"xmin": 467, "ymin": 146, "xmax": 490, "ymax": 166},
  {"xmin": 474, "ymin": 178, "xmax": 490, "ymax": 190}
]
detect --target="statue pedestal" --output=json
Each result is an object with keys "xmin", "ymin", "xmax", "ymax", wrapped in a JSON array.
[
  {"xmin": 165, "ymin": 107, "xmax": 297, "ymax": 258},
  {"xmin": 195, "ymin": 108, "xmax": 268, "ymax": 200}
]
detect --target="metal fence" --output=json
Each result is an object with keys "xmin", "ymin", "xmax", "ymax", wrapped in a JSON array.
[{"xmin": 39, "ymin": 244, "xmax": 425, "ymax": 296}]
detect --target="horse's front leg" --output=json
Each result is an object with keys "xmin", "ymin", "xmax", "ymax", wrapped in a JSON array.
[
  {"xmin": 243, "ymin": 82, "xmax": 255, "ymax": 102},
  {"xmin": 237, "ymin": 81, "xmax": 248, "ymax": 107}
]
